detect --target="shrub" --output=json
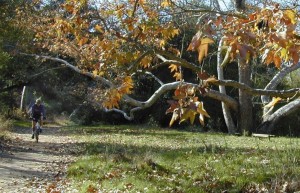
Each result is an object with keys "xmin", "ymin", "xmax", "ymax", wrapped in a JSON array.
[{"xmin": 0, "ymin": 115, "xmax": 13, "ymax": 132}]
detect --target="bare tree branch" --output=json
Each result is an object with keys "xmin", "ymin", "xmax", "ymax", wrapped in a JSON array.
[
  {"xmin": 21, "ymin": 53, "xmax": 113, "ymax": 87},
  {"xmin": 206, "ymin": 79, "xmax": 300, "ymax": 98}
]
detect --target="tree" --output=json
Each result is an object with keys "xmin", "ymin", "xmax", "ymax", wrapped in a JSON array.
[{"xmin": 16, "ymin": 0, "xmax": 300, "ymax": 134}]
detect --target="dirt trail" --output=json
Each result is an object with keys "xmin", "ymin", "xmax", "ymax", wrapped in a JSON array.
[{"xmin": 0, "ymin": 126, "xmax": 79, "ymax": 192}]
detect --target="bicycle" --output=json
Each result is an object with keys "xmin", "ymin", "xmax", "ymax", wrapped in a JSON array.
[{"xmin": 33, "ymin": 121, "xmax": 42, "ymax": 143}]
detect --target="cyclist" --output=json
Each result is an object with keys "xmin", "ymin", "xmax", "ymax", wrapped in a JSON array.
[{"xmin": 29, "ymin": 98, "xmax": 46, "ymax": 139}]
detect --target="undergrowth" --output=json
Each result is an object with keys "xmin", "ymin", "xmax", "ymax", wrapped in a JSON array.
[
  {"xmin": 0, "ymin": 115, "xmax": 13, "ymax": 132},
  {"xmin": 65, "ymin": 125, "xmax": 300, "ymax": 192}
]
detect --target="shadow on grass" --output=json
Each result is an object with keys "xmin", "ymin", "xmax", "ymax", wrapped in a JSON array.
[{"xmin": 6, "ymin": 124, "xmax": 300, "ymax": 172}]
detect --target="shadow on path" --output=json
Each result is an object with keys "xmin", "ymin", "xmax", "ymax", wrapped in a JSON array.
[{"xmin": 0, "ymin": 126, "xmax": 78, "ymax": 193}]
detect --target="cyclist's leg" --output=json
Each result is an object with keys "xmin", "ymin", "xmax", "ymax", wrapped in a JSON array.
[
  {"xmin": 40, "ymin": 116, "xmax": 43, "ymax": 128},
  {"xmin": 32, "ymin": 119, "xmax": 37, "ymax": 139},
  {"xmin": 39, "ymin": 117, "xmax": 43, "ymax": 133}
]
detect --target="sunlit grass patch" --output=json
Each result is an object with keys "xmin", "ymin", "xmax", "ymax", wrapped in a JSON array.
[
  {"xmin": 13, "ymin": 120, "xmax": 31, "ymax": 128},
  {"xmin": 66, "ymin": 125, "xmax": 300, "ymax": 192}
]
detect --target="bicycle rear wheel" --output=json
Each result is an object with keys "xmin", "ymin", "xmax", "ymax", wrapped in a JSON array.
[{"xmin": 35, "ymin": 126, "xmax": 39, "ymax": 143}]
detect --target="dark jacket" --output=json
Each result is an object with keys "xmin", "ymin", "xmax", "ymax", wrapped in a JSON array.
[{"xmin": 30, "ymin": 104, "xmax": 45, "ymax": 118}]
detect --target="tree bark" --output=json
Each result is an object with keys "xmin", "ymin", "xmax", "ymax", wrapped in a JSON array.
[
  {"xmin": 217, "ymin": 38, "xmax": 237, "ymax": 134},
  {"xmin": 257, "ymin": 99, "xmax": 300, "ymax": 133},
  {"xmin": 238, "ymin": 58, "xmax": 253, "ymax": 134},
  {"xmin": 20, "ymin": 86, "xmax": 26, "ymax": 110},
  {"xmin": 261, "ymin": 62, "xmax": 300, "ymax": 121}
]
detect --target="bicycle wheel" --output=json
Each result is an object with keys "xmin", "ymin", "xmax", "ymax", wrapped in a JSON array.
[{"xmin": 35, "ymin": 126, "xmax": 39, "ymax": 143}]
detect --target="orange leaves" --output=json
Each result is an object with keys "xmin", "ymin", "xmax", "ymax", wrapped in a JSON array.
[
  {"xmin": 103, "ymin": 89, "xmax": 121, "ymax": 109},
  {"xmin": 119, "ymin": 76, "xmax": 134, "ymax": 95},
  {"xmin": 187, "ymin": 31, "xmax": 214, "ymax": 64},
  {"xmin": 168, "ymin": 64, "xmax": 178, "ymax": 72},
  {"xmin": 78, "ymin": 37, "xmax": 89, "ymax": 46},
  {"xmin": 289, "ymin": 45, "xmax": 300, "ymax": 65},
  {"xmin": 161, "ymin": 0, "xmax": 171, "ymax": 8},
  {"xmin": 167, "ymin": 85, "xmax": 210, "ymax": 127},
  {"xmin": 283, "ymin": 9, "xmax": 297, "ymax": 25},
  {"xmin": 262, "ymin": 44, "xmax": 300, "ymax": 68},
  {"xmin": 140, "ymin": 55, "xmax": 152, "ymax": 68},
  {"xmin": 262, "ymin": 50, "xmax": 282, "ymax": 68},
  {"xmin": 162, "ymin": 28, "xmax": 179, "ymax": 39},
  {"xmin": 196, "ymin": 43, "xmax": 209, "ymax": 64},
  {"xmin": 168, "ymin": 64, "xmax": 182, "ymax": 81},
  {"xmin": 103, "ymin": 76, "xmax": 133, "ymax": 109},
  {"xmin": 94, "ymin": 25, "xmax": 103, "ymax": 33}
]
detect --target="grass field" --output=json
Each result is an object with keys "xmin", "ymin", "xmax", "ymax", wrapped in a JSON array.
[{"xmin": 63, "ymin": 125, "xmax": 300, "ymax": 192}]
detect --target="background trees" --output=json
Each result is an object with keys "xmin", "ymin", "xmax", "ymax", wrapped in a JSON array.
[{"xmin": 2, "ymin": 0, "xmax": 300, "ymax": 135}]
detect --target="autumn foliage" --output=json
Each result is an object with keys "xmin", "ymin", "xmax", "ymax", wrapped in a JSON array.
[{"xmin": 16, "ymin": 1, "xmax": 300, "ymax": 130}]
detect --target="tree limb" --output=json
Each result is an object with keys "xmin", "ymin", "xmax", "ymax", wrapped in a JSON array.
[
  {"xmin": 217, "ymin": 37, "xmax": 237, "ymax": 133},
  {"xmin": 206, "ymin": 79, "xmax": 300, "ymax": 98},
  {"xmin": 22, "ymin": 53, "xmax": 238, "ymax": 120},
  {"xmin": 21, "ymin": 53, "xmax": 113, "ymax": 87},
  {"xmin": 261, "ymin": 62, "xmax": 300, "ymax": 104}
]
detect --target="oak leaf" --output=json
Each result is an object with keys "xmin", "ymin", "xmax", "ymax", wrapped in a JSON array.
[
  {"xmin": 161, "ymin": 0, "xmax": 171, "ymax": 8},
  {"xmin": 197, "ymin": 71, "xmax": 210, "ymax": 80},
  {"xmin": 273, "ymin": 54, "xmax": 281, "ymax": 68},
  {"xmin": 284, "ymin": 10, "xmax": 296, "ymax": 24},
  {"xmin": 95, "ymin": 25, "xmax": 103, "ymax": 33},
  {"xmin": 173, "ymin": 72, "xmax": 182, "ymax": 81},
  {"xmin": 92, "ymin": 70, "xmax": 98, "ymax": 77},
  {"xmin": 168, "ymin": 64, "xmax": 178, "ymax": 72},
  {"xmin": 169, "ymin": 108, "xmax": 180, "ymax": 127},
  {"xmin": 197, "ymin": 43, "xmax": 208, "ymax": 64},
  {"xmin": 179, "ymin": 109, "xmax": 197, "ymax": 125},
  {"xmin": 64, "ymin": 4, "xmax": 74, "ymax": 13},
  {"xmin": 196, "ymin": 101, "xmax": 210, "ymax": 118},
  {"xmin": 199, "ymin": 114, "xmax": 205, "ymax": 126},
  {"xmin": 78, "ymin": 37, "xmax": 88, "ymax": 46},
  {"xmin": 166, "ymin": 100, "xmax": 179, "ymax": 114},
  {"xmin": 187, "ymin": 31, "xmax": 201, "ymax": 51},
  {"xmin": 173, "ymin": 87, "xmax": 186, "ymax": 100}
]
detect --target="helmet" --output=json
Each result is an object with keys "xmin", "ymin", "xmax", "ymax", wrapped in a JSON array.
[{"xmin": 35, "ymin": 98, "xmax": 42, "ymax": 104}]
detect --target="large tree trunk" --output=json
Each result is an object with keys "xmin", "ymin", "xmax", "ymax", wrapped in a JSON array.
[
  {"xmin": 217, "ymin": 38, "xmax": 237, "ymax": 134},
  {"xmin": 234, "ymin": 0, "xmax": 252, "ymax": 134},
  {"xmin": 238, "ymin": 58, "xmax": 253, "ymax": 134},
  {"xmin": 257, "ymin": 99, "xmax": 300, "ymax": 133}
]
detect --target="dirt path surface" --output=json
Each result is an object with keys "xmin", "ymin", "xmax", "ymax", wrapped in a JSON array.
[{"xmin": 0, "ymin": 126, "xmax": 80, "ymax": 193}]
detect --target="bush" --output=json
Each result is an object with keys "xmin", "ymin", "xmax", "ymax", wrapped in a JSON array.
[{"xmin": 0, "ymin": 115, "xmax": 13, "ymax": 132}]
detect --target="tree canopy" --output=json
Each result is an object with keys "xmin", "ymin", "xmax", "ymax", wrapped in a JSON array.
[{"xmin": 12, "ymin": 0, "xmax": 300, "ymax": 134}]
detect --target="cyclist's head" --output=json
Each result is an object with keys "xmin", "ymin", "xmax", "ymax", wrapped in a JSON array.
[{"xmin": 36, "ymin": 98, "xmax": 42, "ymax": 105}]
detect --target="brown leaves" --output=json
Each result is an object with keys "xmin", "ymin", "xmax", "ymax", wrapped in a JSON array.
[
  {"xmin": 168, "ymin": 64, "xmax": 182, "ymax": 81},
  {"xmin": 103, "ymin": 76, "xmax": 133, "ymax": 109},
  {"xmin": 161, "ymin": 0, "xmax": 171, "ymax": 8},
  {"xmin": 78, "ymin": 37, "xmax": 89, "ymax": 46},
  {"xmin": 187, "ymin": 33, "xmax": 214, "ymax": 64},
  {"xmin": 283, "ymin": 10, "xmax": 296, "ymax": 25},
  {"xmin": 167, "ymin": 85, "xmax": 210, "ymax": 127}
]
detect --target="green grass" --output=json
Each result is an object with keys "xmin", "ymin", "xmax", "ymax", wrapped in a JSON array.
[
  {"xmin": 13, "ymin": 120, "xmax": 31, "ymax": 128},
  {"xmin": 65, "ymin": 125, "xmax": 300, "ymax": 192}
]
